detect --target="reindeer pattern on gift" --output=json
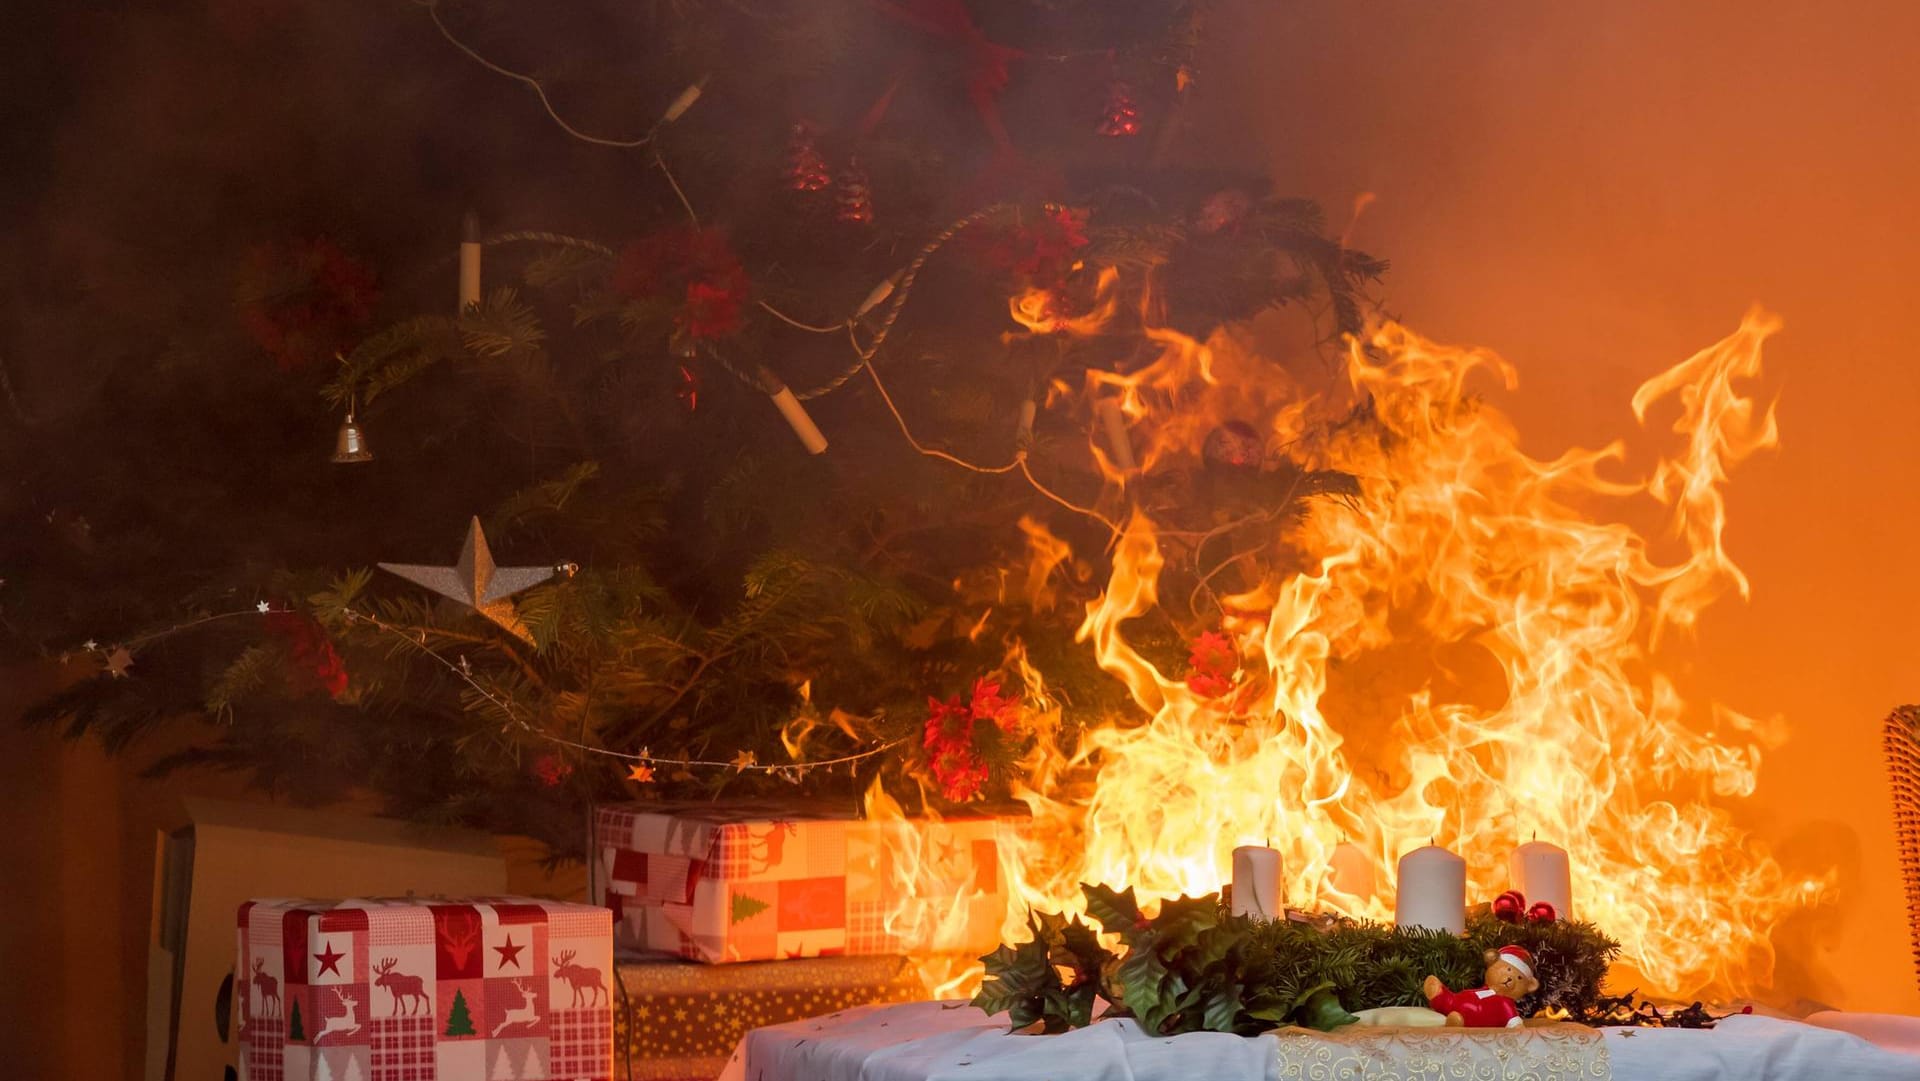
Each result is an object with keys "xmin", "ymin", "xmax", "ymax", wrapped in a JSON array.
[
  {"xmin": 313, "ymin": 989, "xmax": 362, "ymax": 1044},
  {"xmin": 372, "ymin": 957, "xmax": 430, "ymax": 1016},
  {"xmin": 250, "ymin": 958, "xmax": 281, "ymax": 1017},
  {"xmin": 438, "ymin": 912, "xmax": 482, "ymax": 971},
  {"xmin": 491, "ymin": 979, "xmax": 541, "ymax": 1037},
  {"xmin": 746, "ymin": 820, "xmax": 798, "ymax": 874},
  {"xmin": 551, "ymin": 949, "xmax": 606, "ymax": 1007}
]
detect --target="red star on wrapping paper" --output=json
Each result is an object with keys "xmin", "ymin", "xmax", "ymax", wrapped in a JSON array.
[
  {"xmin": 494, "ymin": 934, "xmax": 525, "ymax": 969},
  {"xmin": 313, "ymin": 940, "xmax": 345, "ymax": 977}
]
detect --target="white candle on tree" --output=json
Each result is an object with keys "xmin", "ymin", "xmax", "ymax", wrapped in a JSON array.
[
  {"xmin": 1510, "ymin": 838, "xmax": 1573, "ymax": 919},
  {"xmin": 757, "ymin": 366, "xmax": 829, "ymax": 455},
  {"xmin": 1230, "ymin": 845, "xmax": 1283, "ymax": 919},
  {"xmin": 1328, "ymin": 841, "xmax": 1377, "ymax": 901},
  {"xmin": 1394, "ymin": 843, "xmax": 1466, "ymax": 933},
  {"xmin": 458, "ymin": 210, "xmax": 483, "ymax": 312},
  {"xmin": 1094, "ymin": 397, "xmax": 1136, "ymax": 472}
]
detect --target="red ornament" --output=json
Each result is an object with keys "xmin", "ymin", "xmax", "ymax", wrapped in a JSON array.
[
  {"xmin": 532, "ymin": 754, "xmax": 573, "ymax": 787},
  {"xmin": 1526, "ymin": 900, "xmax": 1558, "ymax": 924},
  {"xmin": 1196, "ymin": 189, "xmax": 1254, "ymax": 235},
  {"xmin": 982, "ymin": 204, "xmax": 1090, "ymax": 283},
  {"xmin": 1492, "ymin": 890, "xmax": 1527, "ymax": 923},
  {"xmin": 920, "ymin": 674, "xmax": 1024, "ymax": 802},
  {"xmin": 1203, "ymin": 421, "xmax": 1263, "ymax": 469},
  {"xmin": 783, "ymin": 122, "xmax": 831, "ymax": 192},
  {"xmin": 263, "ymin": 611, "xmax": 349, "ymax": 698},
  {"xmin": 612, "ymin": 227, "xmax": 750, "ymax": 340},
  {"xmin": 1186, "ymin": 630, "xmax": 1237, "ymax": 699},
  {"xmin": 239, "ymin": 237, "xmax": 380, "ymax": 371},
  {"xmin": 834, "ymin": 157, "xmax": 874, "ymax": 225},
  {"xmin": 1097, "ymin": 81, "xmax": 1141, "ymax": 137}
]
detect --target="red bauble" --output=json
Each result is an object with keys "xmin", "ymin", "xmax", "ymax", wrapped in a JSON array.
[
  {"xmin": 1203, "ymin": 421, "xmax": 1263, "ymax": 469},
  {"xmin": 1492, "ymin": 890, "xmax": 1527, "ymax": 923},
  {"xmin": 1526, "ymin": 901, "xmax": 1558, "ymax": 924},
  {"xmin": 834, "ymin": 157, "xmax": 874, "ymax": 224},
  {"xmin": 1097, "ymin": 81, "xmax": 1141, "ymax": 137},
  {"xmin": 783, "ymin": 123, "xmax": 831, "ymax": 192},
  {"xmin": 240, "ymin": 237, "xmax": 380, "ymax": 372},
  {"xmin": 532, "ymin": 754, "xmax": 573, "ymax": 787}
]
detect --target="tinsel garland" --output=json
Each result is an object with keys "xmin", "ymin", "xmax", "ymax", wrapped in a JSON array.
[{"xmin": 974, "ymin": 884, "xmax": 1626, "ymax": 1036}]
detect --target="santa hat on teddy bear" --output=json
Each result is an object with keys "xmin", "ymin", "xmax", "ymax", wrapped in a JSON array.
[{"xmin": 1495, "ymin": 945, "xmax": 1536, "ymax": 980}]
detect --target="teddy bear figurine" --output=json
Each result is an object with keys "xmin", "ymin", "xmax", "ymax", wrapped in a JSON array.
[{"xmin": 1420, "ymin": 945, "xmax": 1539, "ymax": 1028}]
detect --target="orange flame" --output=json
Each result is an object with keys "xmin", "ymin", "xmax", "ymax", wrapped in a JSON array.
[{"xmin": 877, "ymin": 306, "xmax": 1822, "ymax": 1001}]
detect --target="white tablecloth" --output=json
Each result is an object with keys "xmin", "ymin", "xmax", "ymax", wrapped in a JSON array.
[{"xmin": 717, "ymin": 999, "xmax": 1920, "ymax": 1081}]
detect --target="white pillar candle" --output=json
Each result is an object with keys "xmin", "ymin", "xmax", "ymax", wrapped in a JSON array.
[
  {"xmin": 458, "ymin": 210, "xmax": 483, "ymax": 312},
  {"xmin": 1328, "ymin": 841, "xmax": 1377, "ymax": 901},
  {"xmin": 1394, "ymin": 844, "xmax": 1466, "ymax": 933},
  {"xmin": 1510, "ymin": 839, "xmax": 1573, "ymax": 919},
  {"xmin": 1230, "ymin": 845, "xmax": 1283, "ymax": 919}
]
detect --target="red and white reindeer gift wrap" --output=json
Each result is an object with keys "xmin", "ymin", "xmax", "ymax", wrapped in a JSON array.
[
  {"xmin": 235, "ymin": 896, "xmax": 613, "ymax": 1081},
  {"xmin": 592, "ymin": 801, "xmax": 1018, "ymax": 964}
]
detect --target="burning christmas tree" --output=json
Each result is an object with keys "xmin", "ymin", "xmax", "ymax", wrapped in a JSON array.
[{"xmin": 2, "ymin": 0, "xmax": 1822, "ymax": 1006}]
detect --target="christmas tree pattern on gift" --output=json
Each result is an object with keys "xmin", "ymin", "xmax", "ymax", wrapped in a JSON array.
[{"xmin": 444, "ymin": 989, "xmax": 477, "ymax": 1037}]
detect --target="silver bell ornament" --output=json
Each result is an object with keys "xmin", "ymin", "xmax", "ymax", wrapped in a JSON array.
[{"xmin": 331, "ymin": 411, "xmax": 373, "ymax": 463}]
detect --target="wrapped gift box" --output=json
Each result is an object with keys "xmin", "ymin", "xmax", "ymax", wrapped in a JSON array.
[
  {"xmin": 613, "ymin": 953, "xmax": 923, "ymax": 1081},
  {"xmin": 592, "ymin": 801, "xmax": 1016, "ymax": 963},
  {"xmin": 236, "ymin": 896, "xmax": 613, "ymax": 1081}
]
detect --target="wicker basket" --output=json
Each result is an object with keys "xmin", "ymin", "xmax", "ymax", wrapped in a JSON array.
[{"xmin": 1884, "ymin": 705, "xmax": 1920, "ymax": 990}]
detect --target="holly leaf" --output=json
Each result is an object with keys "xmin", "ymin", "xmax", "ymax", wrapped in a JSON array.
[
  {"xmin": 1041, "ymin": 985, "xmax": 1097, "ymax": 1033},
  {"xmin": 1202, "ymin": 982, "xmax": 1244, "ymax": 1032},
  {"xmin": 1295, "ymin": 986, "xmax": 1358, "ymax": 1032},
  {"xmin": 1051, "ymin": 916, "xmax": 1111, "ymax": 983},
  {"xmin": 1083, "ymin": 882, "xmax": 1145, "ymax": 939},
  {"xmin": 971, "ymin": 980, "xmax": 1032, "ymax": 1021},
  {"xmin": 1150, "ymin": 894, "xmax": 1221, "ymax": 953},
  {"xmin": 1188, "ymin": 924, "xmax": 1240, "ymax": 974},
  {"xmin": 1030, "ymin": 908, "xmax": 1071, "ymax": 951},
  {"xmin": 1245, "ymin": 995, "xmax": 1292, "ymax": 1023}
]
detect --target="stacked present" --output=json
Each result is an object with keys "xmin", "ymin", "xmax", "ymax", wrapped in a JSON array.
[
  {"xmin": 592, "ymin": 800, "xmax": 1018, "ymax": 964},
  {"xmin": 613, "ymin": 953, "xmax": 924, "ymax": 1081},
  {"xmin": 235, "ymin": 896, "xmax": 613, "ymax": 1081}
]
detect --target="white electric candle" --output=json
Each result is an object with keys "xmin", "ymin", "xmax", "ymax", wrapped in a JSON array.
[
  {"xmin": 1230, "ymin": 845, "xmax": 1283, "ymax": 919},
  {"xmin": 749, "ymin": 365, "xmax": 830, "ymax": 456},
  {"xmin": 658, "ymin": 82, "xmax": 704, "ymax": 124},
  {"xmin": 1394, "ymin": 844, "xmax": 1466, "ymax": 933},
  {"xmin": 458, "ymin": 210, "xmax": 483, "ymax": 312},
  {"xmin": 1510, "ymin": 839, "xmax": 1573, "ymax": 919},
  {"xmin": 1015, "ymin": 398, "xmax": 1037, "ymax": 449},
  {"xmin": 1328, "ymin": 841, "xmax": 1377, "ymax": 901}
]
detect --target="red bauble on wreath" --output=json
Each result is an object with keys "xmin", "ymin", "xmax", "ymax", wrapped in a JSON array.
[
  {"xmin": 1492, "ymin": 889, "xmax": 1528, "ymax": 924},
  {"xmin": 1526, "ymin": 901, "xmax": 1559, "ymax": 924}
]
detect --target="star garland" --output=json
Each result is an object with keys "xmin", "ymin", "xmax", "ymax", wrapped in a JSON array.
[{"xmin": 65, "ymin": 602, "xmax": 903, "ymax": 782}]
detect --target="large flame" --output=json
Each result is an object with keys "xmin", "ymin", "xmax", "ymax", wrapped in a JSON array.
[{"xmin": 879, "ymin": 307, "xmax": 1822, "ymax": 1001}]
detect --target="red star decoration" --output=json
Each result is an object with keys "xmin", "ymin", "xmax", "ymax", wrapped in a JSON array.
[
  {"xmin": 313, "ymin": 940, "xmax": 345, "ymax": 977},
  {"xmin": 493, "ymin": 934, "xmax": 525, "ymax": 969}
]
